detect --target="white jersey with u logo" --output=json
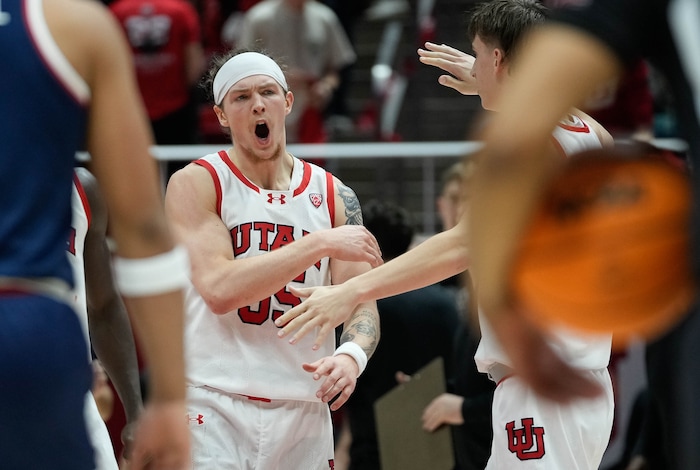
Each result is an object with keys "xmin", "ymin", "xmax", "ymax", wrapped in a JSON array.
[
  {"xmin": 184, "ymin": 151, "xmax": 337, "ymax": 401},
  {"xmin": 477, "ymin": 116, "xmax": 615, "ymax": 470}
]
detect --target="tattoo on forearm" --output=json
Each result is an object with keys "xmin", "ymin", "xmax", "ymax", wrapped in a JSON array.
[
  {"xmin": 340, "ymin": 308, "xmax": 379, "ymax": 358},
  {"xmin": 338, "ymin": 183, "xmax": 363, "ymax": 225}
]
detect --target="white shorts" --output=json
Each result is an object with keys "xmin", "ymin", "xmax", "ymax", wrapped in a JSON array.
[
  {"xmin": 187, "ymin": 386, "xmax": 335, "ymax": 469},
  {"xmin": 486, "ymin": 368, "xmax": 614, "ymax": 469},
  {"xmin": 84, "ymin": 392, "xmax": 118, "ymax": 470}
]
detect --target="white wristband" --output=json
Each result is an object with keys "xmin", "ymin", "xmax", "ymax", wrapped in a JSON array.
[
  {"xmin": 333, "ymin": 342, "xmax": 368, "ymax": 377},
  {"xmin": 113, "ymin": 245, "xmax": 190, "ymax": 297}
]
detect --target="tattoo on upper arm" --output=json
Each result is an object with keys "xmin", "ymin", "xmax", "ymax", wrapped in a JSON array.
[{"xmin": 337, "ymin": 182, "xmax": 363, "ymax": 226}]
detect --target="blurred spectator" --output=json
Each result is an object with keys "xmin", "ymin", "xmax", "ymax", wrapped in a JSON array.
[
  {"xmin": 237, "ymin": 0, "xmax": 356, "ymax": 147},
  {"xmin": 321, "ymin": 0, "xmax": 372, "ymax": 133},
  {"xmin": 345, "ymin": 200, "xmax": 463, "ymax": 470},
  {"xmin": 109, "ymin": 0, "xmax": 205, "ymax": 177}
]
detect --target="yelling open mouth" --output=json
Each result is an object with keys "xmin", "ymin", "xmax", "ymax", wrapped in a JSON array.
[{"xmin": 255, "ymin": 122, "xmax": 270, "ymax": 139}]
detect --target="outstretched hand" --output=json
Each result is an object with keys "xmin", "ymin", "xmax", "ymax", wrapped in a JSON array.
[
  {"xmin": 276, "ymin": 283, "xmax": 358, "ymax": 349},
  {"xmin": 417, "ymin": 42, "xmax": 477, "ymax": 95},
  {"xmin": 303, "ymin": 354, "xmax": 360, "ymax": 411}
]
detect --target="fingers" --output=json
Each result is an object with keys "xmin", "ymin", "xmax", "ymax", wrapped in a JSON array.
[
  {"xmin": 277, "ymin": 314, "xmax": 332, "ymax": 348},
  {"xmin": 306, "ymin": 357, "xmax": 357, "ymax": 410},
  {"xmin": 422, "ymin": 41, "xmax": 464, "ymax": 57},
  {"xmin": 395, "ymin": 371, "xmax": 411, "ymax": 384},
  {"xmin": 437, "ymin": 75, "xmax": 470, "ymax": 93},
  {"xmin": 317, "ymin": 375, "xmax": 354, "ymax": 410},
  {"xmin": 422, "ymin": 411, "xmax": 440, "ymax": 432}
]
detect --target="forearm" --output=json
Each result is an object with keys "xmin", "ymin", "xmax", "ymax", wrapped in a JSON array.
[
  {"xmin": 89, "ymin": 296, "xmax": 143, "ymax": 422},
  {"xmin": 347, "ymin": 228, "xmax": 468, "ymax": 305},
  {"xmin": 195, "ymin": 230, "xmax": 340, "ymax": 313},
  {"xmin": 123, "ymin": 291, "xmax": 185, "ymax": 403},
  {"xmin": 339, "ymin": 301, "xmax": 380, "ymax": 360}
]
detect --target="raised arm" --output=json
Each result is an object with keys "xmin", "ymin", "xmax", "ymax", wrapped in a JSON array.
[
  {"xmin": 164, "ymin": 164, "xmax": 382, "ymax": 315},
  {"xmin": 76, "ymin": 168, "xmax": 143, "ymax": 457},
  {"xmin": 417, "ymin": 42, "xmax": 478, "ymax": 96}
]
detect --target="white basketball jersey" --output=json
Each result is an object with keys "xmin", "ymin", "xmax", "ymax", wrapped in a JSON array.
[
  {"xmin": 184, "ymin": 152, "xmax": 336, "ymax": 401},
  {"xmin": 68, "ymin": 174, "xmax": 91, "ymax": 359},
  {"xmin": 68, "ymin": 173, "xmax": 119, "ymax": 470},
  {"xmin": 475, "ymin": 116, "xmax": 613, "ymax": 372}
]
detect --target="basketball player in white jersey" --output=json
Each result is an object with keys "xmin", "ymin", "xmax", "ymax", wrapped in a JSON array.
[
  {"xmin": 68, "ymin": 168, "xmax": 144, "ymax": 469},
  {"xmin": 164, "ymin": 50, "xmax": 381, "ymax": 469},
  {"xmin": 275, "ymin": 1, "xmax": 615, "ymax": 468}
]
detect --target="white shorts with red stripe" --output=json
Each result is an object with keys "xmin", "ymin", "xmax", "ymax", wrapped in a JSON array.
[{"xmin": 187, "ymin": 386, "xmax": 335, "ymax": 469}]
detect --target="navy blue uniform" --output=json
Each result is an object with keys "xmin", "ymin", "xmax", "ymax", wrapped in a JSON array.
[{"xmin": 1, "ymin": 0, "xmax": 93, "ymax": 467}]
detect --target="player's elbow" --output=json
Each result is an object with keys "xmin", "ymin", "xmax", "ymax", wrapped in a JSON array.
[{"xmin": 200, "ymin": 289, "xmax": 235, "ymax": 315}]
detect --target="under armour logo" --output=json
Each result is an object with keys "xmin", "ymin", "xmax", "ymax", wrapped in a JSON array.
[
  {"xmin": 267, "ymin": 193, "xmax": 286, "ymax": 204},
  {"xmin": 186, "ymin": 413, "xmax": 205, "ymax": 425},
  {"xmin": 309, "ymin": 193, "xmax": 323, "ymax": 208},
  {"xmin": 506, "ymin": 417, "xmax": 545, "ymax": 460}
]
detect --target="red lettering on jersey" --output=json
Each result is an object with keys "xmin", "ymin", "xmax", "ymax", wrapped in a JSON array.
[
  {"xmin": 66, "ymin": 227, "xmax": 77, "ymax": 256},
  {"xmin": 328, "ymin": 459, "xmax": 335, "ymax": 469},
  {"xmin": 254, "ymin": 222, "xmax": 275, "ymax": 251},
  {"xmin": 239, "ymin": 297, "xmax": 271, "ymax": 325},
  {"xmin": 231, "ymin": 222, "xmax": 252, "ymax": 257},
  {"xmin": 506, "ymin": 418, "xmax": 546, "ymax": 460},
  {"xmin": 270, "ymin": 225, "xmax": 295, "ymax": 251}
]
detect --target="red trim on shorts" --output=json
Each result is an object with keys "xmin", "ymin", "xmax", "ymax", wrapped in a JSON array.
[{"xmin": 242, "ymin": 394, "xmax": 271, "ymax": 402}]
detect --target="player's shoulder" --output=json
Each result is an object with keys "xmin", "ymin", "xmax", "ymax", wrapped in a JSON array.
[{"xmin": 570, "ymin": 108, "xmax": 614, "ymax": 148}]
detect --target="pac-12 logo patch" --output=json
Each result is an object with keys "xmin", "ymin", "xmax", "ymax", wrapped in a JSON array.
[
  {"xmin": 506, "ymin": 417, "xmax": 545, "ymax": 460},
  {"xmin": 309, "ymin": 193, "xmax": 323, "ymax": 208}
]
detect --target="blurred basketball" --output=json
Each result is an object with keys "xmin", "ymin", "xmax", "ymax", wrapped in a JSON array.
[{"xmin": 510, "ymin": 144, "xmax": 696, "ymax": 345}]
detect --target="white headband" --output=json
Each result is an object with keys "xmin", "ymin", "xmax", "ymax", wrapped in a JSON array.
[{"xmin": 213, "ymin": 52, "xmax": 288, "ymax": 105}]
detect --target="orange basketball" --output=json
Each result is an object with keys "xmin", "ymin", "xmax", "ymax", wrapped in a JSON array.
[{"xmin": 510, "ymin": 145, "xmax": 696, "ymax": 346}]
